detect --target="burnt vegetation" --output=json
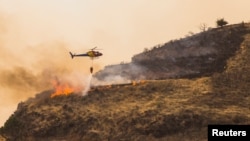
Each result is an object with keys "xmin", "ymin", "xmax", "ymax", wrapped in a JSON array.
[
  {"xmin": 1, "ymin": 22, "xmax": 250, "ymax": 141},
  {"xmin": 95, "ymin": 22, "xmax": 247, "ymax": 80}
]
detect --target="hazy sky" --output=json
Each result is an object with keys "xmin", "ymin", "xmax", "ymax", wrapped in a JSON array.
[
  {"xmin": 0, "ymin": 0, "xmax": 249, "ymax": 65},
  {"xmin": 0, "ymin": 0, "xmax": 249, "ymax": 126}
]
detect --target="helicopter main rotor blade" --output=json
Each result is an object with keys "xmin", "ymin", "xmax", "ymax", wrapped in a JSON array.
[{"xmin": 90, "ymin": 46, "xmax": 97, "ymax": 50}]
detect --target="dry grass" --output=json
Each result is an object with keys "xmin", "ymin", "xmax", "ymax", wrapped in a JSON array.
[
  {"xmin": 0, "ymin": 135, "xmax": 5, "ymax": 141},
  {"xmin": 2, "ymin": 71, "xmax": 249, "ymax": 140},
  {"xmin": 1, "ymin": 23, "xmax": 250, "ymax": 141}
]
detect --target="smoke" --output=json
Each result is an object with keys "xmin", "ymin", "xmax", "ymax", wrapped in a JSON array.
[
  {"xmin": 91, "ymin": 62, "xmax": 146, "ymax": 86},
  {"xmin": 0, "ymin": 15, "xmax": 93, "ymax": 126},
  {"xmin": 91, "ymin": 75, "xmax": 131, "ymax": 86}
]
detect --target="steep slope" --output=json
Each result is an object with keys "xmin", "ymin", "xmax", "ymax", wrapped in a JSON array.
[
  {"xmin": 95, "ymin": 23, "xmax": 247, "ymax": 80},
  {"xmin": 1, "ymin": 23, "xmax": 250, "ymax": 141}
]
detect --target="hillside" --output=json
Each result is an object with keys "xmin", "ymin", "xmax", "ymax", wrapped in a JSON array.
[
  {"xmin": 1, "ymin": 23, "xmax": 250, "ymax": 141},
  {"xmin": 94, "ymin": 23, "xmax": 247, "ymax": 80}
]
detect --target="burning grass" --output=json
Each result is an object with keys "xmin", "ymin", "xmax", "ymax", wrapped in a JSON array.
[
  {"xmin": 50, "ymin": 82, "xmax": 75, "ymax": 98},
  {"xmin": 49, "ymin": 75, "xmax": 91, "ymax": 98},
  {"xmin": 1, "ymin": 73, "xmax": 249, "ymax": 141}
]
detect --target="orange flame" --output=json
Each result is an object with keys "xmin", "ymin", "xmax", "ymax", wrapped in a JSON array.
[
  {"xmin": 132, "ymin": 80, "xmax": 146, "ymax": 86},
  {"xmin": 132, "ymin": 81, "xmax": 136, "ymax": 86},
  {"xmin": 50, "ymin": 79, "xmax": 82, "ymax": 98}
]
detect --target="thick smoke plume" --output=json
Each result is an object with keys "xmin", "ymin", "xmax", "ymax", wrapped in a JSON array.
[{"xmin": 0, "ymin": 15, "xmax": 94, "ymax": 126}]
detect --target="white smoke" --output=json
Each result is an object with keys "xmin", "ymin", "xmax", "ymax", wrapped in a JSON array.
[
  {"xmin": 82, "ymin": 74, "xmax": 93, "ymax": 95},
  {"xmin": 91, "ymin": 75, "xmax": 132, "ymax": 86}
]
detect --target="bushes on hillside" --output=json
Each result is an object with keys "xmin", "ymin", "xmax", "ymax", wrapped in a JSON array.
[{"xmin": 216, "ymin": 18, "xmax": 228, "ymax": 27}]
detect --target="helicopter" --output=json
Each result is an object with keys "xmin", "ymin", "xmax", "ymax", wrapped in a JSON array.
[
  {"xmin": 69, "ymin": 47, "xmax": 103, "ymax": 59},
  {"xmin": 69, "ymin": 47, "xmax": 103, "ymax": 74}
]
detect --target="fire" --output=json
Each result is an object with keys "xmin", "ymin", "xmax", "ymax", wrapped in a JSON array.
[
  {"xmin": 132, "ymin": 80, "xmax": 146, "ymax": 86},
  {"xmin": 132, "ymin": 81, "xmax": 136, "ymax": 86},
  {"xmin": 106, "ymin": 85, "xmax": 112, "ymax": 88},
  {"xmin": 50, "ymin": 79, "xmax": 82, "ymax": 98}
]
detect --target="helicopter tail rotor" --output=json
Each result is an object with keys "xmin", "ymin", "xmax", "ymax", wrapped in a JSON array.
[{"xmin": 69, "ymin": 52, "xmax": 74, "ymax": 59}]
